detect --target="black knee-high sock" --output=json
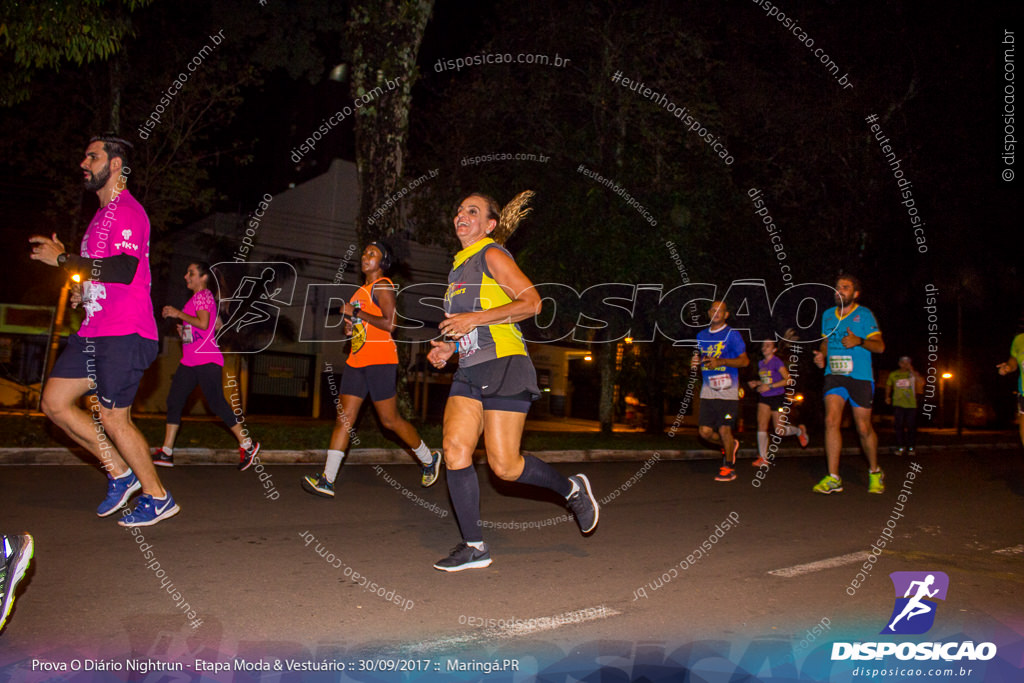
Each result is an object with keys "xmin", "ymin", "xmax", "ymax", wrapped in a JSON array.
[
  {"xmin": 447, "ymin": 465, "xmax": 483, "ymax": 543},
  {"xmin": 516, "ymin": 455, "xmax": 573, "ymax": 497}
]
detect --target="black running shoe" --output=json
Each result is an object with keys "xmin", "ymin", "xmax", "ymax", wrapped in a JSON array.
[
  {"xmin": 433, "ymin": 542, "xmax": 492, "ymax": 572},
  {"xmin": 566, "ymin": 474, "xmax": 600, "ymax": 534},
  {"xmin": 238, "ymin": 442, "xmax": 261, "ymax": 471},
  {"xmin": 152, "ymin": 448, "xmax": 174, "ymax": 468}
]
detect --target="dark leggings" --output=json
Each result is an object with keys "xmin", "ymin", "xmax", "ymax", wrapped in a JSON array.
[
  {"xmin": 893, "ymin": 406, "xmax": 917, "ymax": 448},
  {"xmin": 166, "ymin": 363, "xmax": 237, "ymax": 427}
]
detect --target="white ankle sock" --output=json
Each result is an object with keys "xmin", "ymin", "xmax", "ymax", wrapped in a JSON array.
[
  {"xmin": 412, "ymin": 441, "xmax": 432, "ymax": 465},
  {"xmin": 325, "ymin": 450, "xmax": 345, "ymax": 483},
  {"xmin": 757, "ymin": 432, "xmax": 768, "ymax": 458}
]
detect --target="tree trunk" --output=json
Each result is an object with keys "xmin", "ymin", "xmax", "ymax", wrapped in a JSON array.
[
  {"xmin": 594, "ymin": 22, "xmax": 628, "ymax": 437},
  {"xmin": 108, "ymin": 56, "xmax": 122, "ymax": 133},
  {"xmin": 348, "ymin": 0, "xmax": 433, "ymax": 420},
  {"xmin": 645, "ymin": 341, "xmax": 666, "ymax": 435},
  {"xmin": 348, "ymin": 0, "xmax": 434, "ymax": 246},
  {"xmin": 598, "ymin": 342, "xmax": 617, "ymax": 435}
]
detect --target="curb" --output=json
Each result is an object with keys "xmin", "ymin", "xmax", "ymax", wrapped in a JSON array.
[{"xmin": 0, "ymin": 443, "xmax": 1014, "ymax": 466}]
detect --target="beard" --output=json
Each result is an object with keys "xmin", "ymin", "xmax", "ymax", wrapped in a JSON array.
[
  {"xmin": 83, "ymin": 162, "xmax": 111, "ymax": 192},
  {"xmin": 835, "ymin": 293, "xmax": 855, "ymax": 308}
]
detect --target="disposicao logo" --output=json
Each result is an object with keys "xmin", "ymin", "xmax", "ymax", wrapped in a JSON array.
[
  {"xmin": 831, "ymin": 571, "xmax": 997, "ymax": 662},
  {"xmin": 882, "ymin": 571, "xmax": 948, "ymax": 635}
]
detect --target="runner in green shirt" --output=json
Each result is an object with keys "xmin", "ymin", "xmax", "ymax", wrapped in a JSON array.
[
  {"xmin": 996, "ymin": 333, "xmax": 1024, "ymax": 448},
  {"xmin": 885, "ymin": 356, "xmax": 924, "ymax": 455}
]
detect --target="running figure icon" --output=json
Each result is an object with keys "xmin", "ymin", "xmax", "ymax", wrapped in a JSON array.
[
  {"xmin": 216, "ymin": 267, "xmax": 284, "ymax": 339},
  {"xmin": 887, "ymin": 574, "xmax": 939, "ymax": 631}
]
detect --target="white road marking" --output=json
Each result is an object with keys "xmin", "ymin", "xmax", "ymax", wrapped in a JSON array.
[
  {"xmin": 993, "ymin": 545, "xmax": 1024, "ymax": 555},
  {"xmin": 403, "ymin": 605, "xmax": 620, "ymax": 653},
  {"xmin": 768, "ymin": 551, "xmax": 873, "ymax": 578}
]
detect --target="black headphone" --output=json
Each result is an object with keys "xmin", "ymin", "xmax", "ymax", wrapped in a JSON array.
[{"xmin": 367, "ymin": 241, "xmax": 393, "ymax": 273}]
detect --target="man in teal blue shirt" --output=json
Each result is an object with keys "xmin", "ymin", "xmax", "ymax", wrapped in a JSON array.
[{"xmin": 813, "ymin": 275, "xmax": 885, "ymax": 495}]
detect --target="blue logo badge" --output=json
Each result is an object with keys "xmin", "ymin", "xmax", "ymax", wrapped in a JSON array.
[{"xmin": 881, "ymin": 571, "xmax": 949, "ymax": 635}]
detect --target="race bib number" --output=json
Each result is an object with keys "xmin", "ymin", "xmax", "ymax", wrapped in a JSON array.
[
  {"xmin": 182, "ymin": 323, "xmax": 193, "ymax": 344},
  {"xmin": 830, "ymin": 355, "xmax": 854, "ymax": 375},
  {"xmin": 80, "ymin": 281, "xmax": 106, "ymax": 322},
  {"xmin": 708, "ymin": 373, "xmax": 733, "ymax": 391},
  {"xmin": 457, "ymin": 328, "xmax": 480, "ymax": 359},
  {"xmin": 896, "ymin": 378, "xmax": 911, "ymax": 389},
  {"xmin": 759, "ymin": 371, "xmax": 773, "ymax": 385}
]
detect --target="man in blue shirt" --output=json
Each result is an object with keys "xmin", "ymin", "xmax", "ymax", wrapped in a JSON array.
[
  {"xmin": 693, "ymin": 301, "xmax": 749, "ymax": 482},
  {"xmin": 813, "ymin": 275, "xmax": 885, "ymax": 494}
]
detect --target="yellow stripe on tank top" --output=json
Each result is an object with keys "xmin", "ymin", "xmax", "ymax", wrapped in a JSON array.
[{"xmin": 480, "ymin": 273, "xmax": 526, "ymax": 358}]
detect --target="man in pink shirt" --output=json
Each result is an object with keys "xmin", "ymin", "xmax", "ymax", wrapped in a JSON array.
[{"xmin": 30, "ymin": 135, "xmax": 179, "ymax": 527}]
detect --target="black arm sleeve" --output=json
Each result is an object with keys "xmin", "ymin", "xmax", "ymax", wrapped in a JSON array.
[{"xmin": 64, "ymin": 253, "xmax": 139, "ymax": 285}]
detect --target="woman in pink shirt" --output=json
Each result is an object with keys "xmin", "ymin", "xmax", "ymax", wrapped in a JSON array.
[{"xmin": 152, "ymin": 262, "xmax": 261, "ymax": 470}]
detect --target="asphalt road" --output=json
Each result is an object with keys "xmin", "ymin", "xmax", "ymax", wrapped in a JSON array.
[{"xmin": 1, "ymin": 447, "xmax": 1021, "ymax": 681}]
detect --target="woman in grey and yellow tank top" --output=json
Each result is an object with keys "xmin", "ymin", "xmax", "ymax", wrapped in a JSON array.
[{"xmin": 427, "ymin": 192, "xmax": 600, "ymax": 572}]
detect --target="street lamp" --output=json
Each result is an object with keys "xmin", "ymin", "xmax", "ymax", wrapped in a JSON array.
[
  {"xmin": 38, "ymin": 273, "xmax": 80, "ymax": 408},
  {"xmin": 939, "ymin": 372, "xmax": 953, "ymax": 428}
]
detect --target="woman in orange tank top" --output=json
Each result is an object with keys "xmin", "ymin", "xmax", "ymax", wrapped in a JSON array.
[{"xmin": 301, "ymin": 242, "xmax": 441, "ymax": 497}]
